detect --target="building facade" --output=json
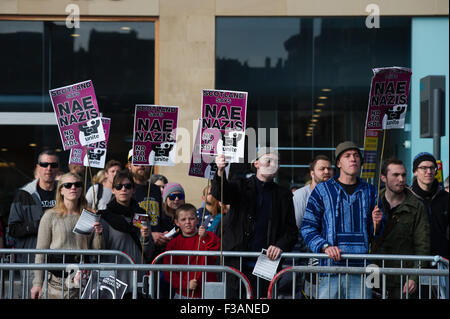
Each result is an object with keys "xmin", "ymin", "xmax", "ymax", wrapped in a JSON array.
[{"xmin": 0, "ymin": 0, "xmax": 448, "ymax": 215}]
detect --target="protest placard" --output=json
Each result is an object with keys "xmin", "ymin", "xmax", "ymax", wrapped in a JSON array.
[
  {"xmin": 81, "ymin": 270, "xmax": 128, "ymax": 299},
  {"xmin": 364, "ymin": 67, "xmax": 412, "ymax": 131},
  {"xmin": 189, "ymin": 119, "xmax": 231, "ymax": 179},
  {"xmin": 361, "ymin": 130, "xmax": 380, "ymax": 179},
  {"xmin": 49, "ymin": 80, "xmax": 105, "ymax": 150},
  {"xmin": 69, "ymin": 117, "xmax": 110, "ymax": 169},
  {"xmin": 200, "ymin": 89, "xmax": 247, "ymax": 162},
  {"xmin": 132, "ymin": 105, "xmax": 179, "ymax": 166},
  {"xmin": 363, "ymin": 67, "xmax": 412, "ymax": 234},
  {"xmin": 362, "ymin": 67, "xmax": 412, "ymax": 181}
]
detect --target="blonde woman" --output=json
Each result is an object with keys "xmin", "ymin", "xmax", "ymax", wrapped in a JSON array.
[{"xmin": 30, "ymin": 172, "xmax": 102, "ymax": 299}]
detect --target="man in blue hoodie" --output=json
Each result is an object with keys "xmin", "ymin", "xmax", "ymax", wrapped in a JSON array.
[{"xmin": 301, "ymin": 141, "xmax": 384, "ymax": 299}]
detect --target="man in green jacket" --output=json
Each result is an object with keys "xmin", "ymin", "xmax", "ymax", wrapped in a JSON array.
[{"xmin": 372, "ymin": 158, "xmax": 430, "ymax": 299}]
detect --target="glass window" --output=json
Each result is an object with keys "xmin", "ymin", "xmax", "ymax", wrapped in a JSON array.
[
  {"xmin": 216, "ymin": 17, "xmax": 411, "ymax": 187},
  {"xmin": 0, "ymin": 20, "xmax": 155, "ymax": 220}
]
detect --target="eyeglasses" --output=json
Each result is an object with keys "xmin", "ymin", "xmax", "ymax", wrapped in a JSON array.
[
  {"xmin": 113, "ymin": 183, "xmax": 133, "ymax": 191},
  {"xmin": 61, "ymin": 182, "xmax": 83, "ymax": 189},
  {"xmin": 39, "ymin": 162, "xmax": 59, "ymax": 168},
  {"xmin": 168, "ymin": 193, "xmax": 185, "ymax": 201},
  {"xmin": 417, "ymin": 166, "xmax": 437, "ymax": 173}
]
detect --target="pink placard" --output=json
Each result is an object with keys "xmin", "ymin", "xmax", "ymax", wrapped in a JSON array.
[
  {"xmin": 200, "ymin": 89, "xmax": 247, "ymax": 162},
  {"xmin": 364, "ymin": 67, "xmax": 412, "ymax": 131},
  {"xmin": 69, "ymin": 117, "xmax": 111, "ymax": 169},
  {"xmin": 49, "ymin": 80, "xmax": 105, "ymax": 150},
  {"xmin": 132, "ymin": 105, "xmax": 179, "ymax": 166},
  {"xmin": 189, "ymin": 119, "xmax": 230, "ymax": 179}
]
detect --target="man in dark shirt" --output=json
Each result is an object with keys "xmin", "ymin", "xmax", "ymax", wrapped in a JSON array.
[
  {"xmin": 409, "ymin": 152, "xmax": 448, "ymax": 259},
  {"xmin": 212, "ymin": 147, "xmax": 298, "ymax": 298}
]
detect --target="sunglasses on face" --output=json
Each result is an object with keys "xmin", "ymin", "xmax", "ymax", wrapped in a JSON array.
[
  {"xmin": 113, "ymin": 183, "xmax": 133, "ymax": 191},
  {"xmin": 168, "ymin": 193, "xmax": 184, "ymax": 201},
  {"xmin": 39, "ymin": 162, "xmax": 59, "ymax": 168},
  {"xmin": 61, "ymin": 181, "xmax": 83, "ymax": 189}
]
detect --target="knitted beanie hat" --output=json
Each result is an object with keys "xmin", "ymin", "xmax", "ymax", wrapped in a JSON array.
[
  {"xmin": 413, "ymin": 152, "xmax": 437, "ymax": 172},
  {"xmin": 162, "ymin": 182, "xmax": 185, "ymax": 202}
]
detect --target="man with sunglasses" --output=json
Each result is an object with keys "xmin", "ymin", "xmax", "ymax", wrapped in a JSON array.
[
  {"xmin": 8, "ymin": 150, "xmax": 59, "ymax": 296},
  {"xmin": 410, "ymin": 152, "xmax": 449, "ymax": 259}
]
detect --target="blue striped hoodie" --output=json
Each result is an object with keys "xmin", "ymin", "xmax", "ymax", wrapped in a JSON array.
[{"xmin": 301, "ymin": 177, "xmax": 382, "ymax": 267}]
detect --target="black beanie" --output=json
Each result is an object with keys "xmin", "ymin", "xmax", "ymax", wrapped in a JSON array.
[{"xmin": 413, "ymin": 152, "xmax": 437, "ymax": 172}]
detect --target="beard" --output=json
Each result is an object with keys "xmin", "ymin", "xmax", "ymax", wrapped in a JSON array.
[
  {"xmin": 387, "ymin": 183, "xmax": 405, "ymax": 195},
  {"xmin": 133, "ymin": 169, "xmax": 149, "ymax": 184}
]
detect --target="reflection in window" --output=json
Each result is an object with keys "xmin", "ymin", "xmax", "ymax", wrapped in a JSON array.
[
  {"xmin": 216, "ymin": 17, "xmax": 411, "ymax": 187},
  {"xmin": 0, "ymin": 20, "xmax": 155, "ymax": 217}
]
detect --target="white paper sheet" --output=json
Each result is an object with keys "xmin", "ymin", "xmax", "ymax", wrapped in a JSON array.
[
  {"xmin": 252, "ymin": 249, "xmax": 281, "ymax": 281},
  {"xmin": 73, "ymin": 209, "xmax": 101, "ymax": 235}
]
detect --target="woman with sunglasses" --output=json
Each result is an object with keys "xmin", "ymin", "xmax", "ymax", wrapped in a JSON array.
[
  {"xmin": 31, "ymin": 172, "xmax": 101, "ymax": 299},
  {"xmin": 97, "ymin": 169, "xmax": 154, "ymax": 298}
]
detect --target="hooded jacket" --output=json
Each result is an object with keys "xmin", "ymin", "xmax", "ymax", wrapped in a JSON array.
[{"xmin": 301, "ymin": 177, "xmax": 383, "ymax": 267}]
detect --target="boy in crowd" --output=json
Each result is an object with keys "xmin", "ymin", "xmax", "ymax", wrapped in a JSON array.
[{"xmin": 163, "ymin": 203, "xmax": 220, "ymax": 298}]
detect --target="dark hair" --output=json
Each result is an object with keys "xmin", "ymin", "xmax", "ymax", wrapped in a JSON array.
[
  {"xmin": 175, "ymin": 203, "xmax": 197, "ymax": 220},
  {"xmin": 105, "ymin": 160, "xmax": 122, "ymax": 171},
  {"xmin": 309, "ymin": 155, "xmax": 331, "ymax": 171},
  {"xmin": 37, "ymin": 149, "xmax": 59, "ymax": 164},
  {"xmin": 150, "ymin": 174, "xmax": 168, "ymax": 184},
  {"xmin": 381, "ymin": 158, "xmax": 404, "ymax": 176},
  {"xmin": 113, "ymin": 169, "xmax": 135, "ymax": 188}
]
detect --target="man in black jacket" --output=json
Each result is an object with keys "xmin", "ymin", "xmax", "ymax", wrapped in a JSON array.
[
  {"xmin": 8, "ymin": 150, "xmax": 59, "ymax": 299},
  {"xmin": 8, "ymin": 150, "xmax": 60, "ymax": 259},
  {"xmin": 212, "ymin": 147, "xmax": 298, "ymax": 298},
  {"xmin": 409, "ymin": 152, "xmax": 448, "ymax": 260}
]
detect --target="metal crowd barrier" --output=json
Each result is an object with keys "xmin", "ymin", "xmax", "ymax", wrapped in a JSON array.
[
  {"xmin": 267, "ymin": 254, "xmax": 449, "ymax": 300},
  {"xmin": 0, "ymin": 249, "xmax": 253, "ymax": 300},
  {"xmin": 2, "ymin": 249, "xmax": 447, "ymax": 300},
  {"xmin": 152, "ymin": 250, "xmax": 264, "ymax": 298},
  {"xmin": 154, "ymin": 251, "xmax": 449, "ymax": 300},
  {"xmin": 0, "ymin": 249, "xmax": 135, "ymax": 299}
]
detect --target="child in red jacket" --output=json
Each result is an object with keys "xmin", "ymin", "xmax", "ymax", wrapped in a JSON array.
[{"xmin": 163, "ymin": 203, "xmax": 220, "ymax": 298}]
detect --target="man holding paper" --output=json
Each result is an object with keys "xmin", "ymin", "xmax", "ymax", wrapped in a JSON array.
[{"xmin": 212, "ymin": 147, "xmax": 298, "ymax": 298}]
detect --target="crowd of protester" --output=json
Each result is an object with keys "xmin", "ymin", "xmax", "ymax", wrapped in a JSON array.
[{"xmin": 2, "ymin": 144, "xmax": 448, "ymax": 299}]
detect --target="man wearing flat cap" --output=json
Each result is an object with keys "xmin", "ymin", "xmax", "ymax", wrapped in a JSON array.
[
  {"xmin": 301, "ymin": 141, "xmax": 384, "ymax": 299},
  {"xmin": 410, "ymin": 152, "xmax": 449, "ymax": 259},
  {"xmin": 212, "ymin": 147, "xmax": 298, "ymax": 298}
]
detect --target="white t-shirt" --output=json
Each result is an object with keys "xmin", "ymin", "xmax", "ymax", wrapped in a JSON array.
[
  {"xmin": 292, "ymin": 185, "xmax": 313, "ymax": 229},
  {"xmin": 86, "ymin": 184, "xmax": 113, "ymax": 210}
]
